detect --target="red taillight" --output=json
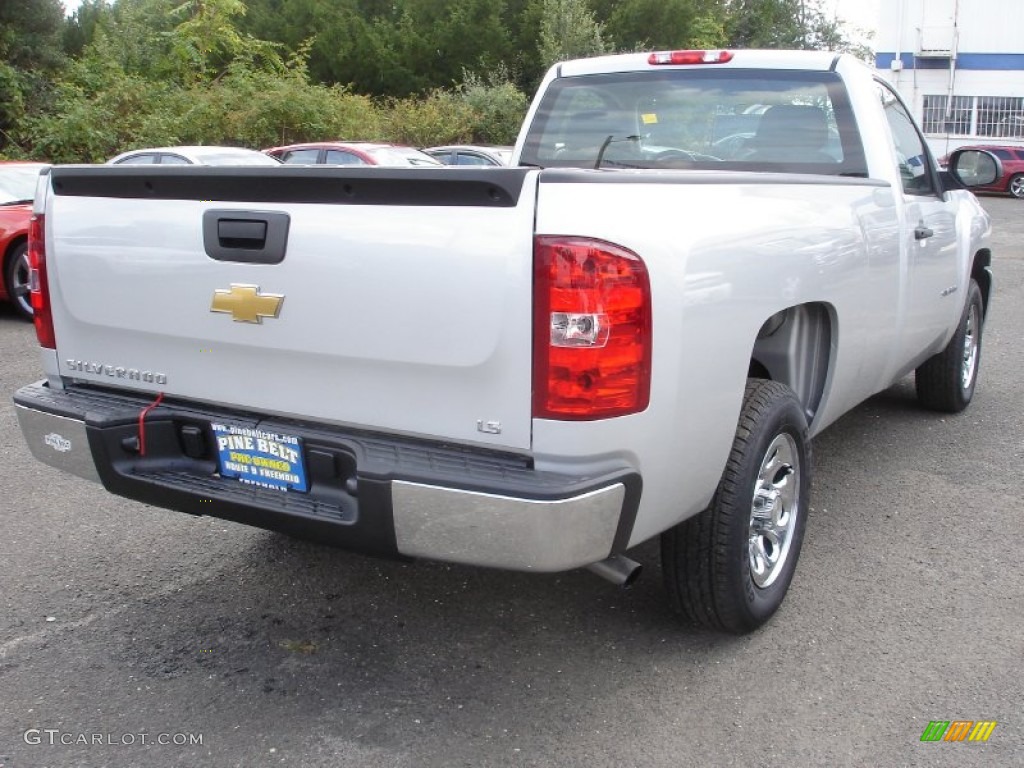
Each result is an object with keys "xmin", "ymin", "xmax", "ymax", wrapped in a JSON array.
[
  {"xmin": 28, "ymin": 213, "xmax": 56, "ymax": 349},
  {"xmin": 648, "ymin": 50, "xmax": 733, "ymax": 66},
  {"xmin": 533, "ymin": 236, "xmax": 651, "ymax": 420}
]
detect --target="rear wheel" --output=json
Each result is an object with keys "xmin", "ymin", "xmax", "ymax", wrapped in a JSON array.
[
  {"xmin": 4, "ymin": 242, "xmax": 33, "ymax": 320},
  {"xmin": 915, "ymin": 279, "xmax": 984, "ymax": 413},
  {"xmin": 1009, "ymin": 174, "xmax": 1024, "ymax": 199},
  {"xmin": 661, "ymin": 380, "xmax": 810, "ymax": 634}
]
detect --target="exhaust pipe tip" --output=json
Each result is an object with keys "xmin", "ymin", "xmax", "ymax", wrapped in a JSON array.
[{"xmin": 586, "ymin": 554, "xmax": 643, "ymax": 588}]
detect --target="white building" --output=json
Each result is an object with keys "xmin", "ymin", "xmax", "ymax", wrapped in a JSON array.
[{"xmin": 875, "ymin": 0, "xmax": 1024, "ymax": 157}]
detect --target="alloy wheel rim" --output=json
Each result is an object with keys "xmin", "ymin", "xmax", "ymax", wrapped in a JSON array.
[
  {"xmin": 962, "ymin": 303, "xmax": 979, "ymax": 390},
  {"xmin": 748, "ymin": 433, "xmax": 800, "ymax": 589}
]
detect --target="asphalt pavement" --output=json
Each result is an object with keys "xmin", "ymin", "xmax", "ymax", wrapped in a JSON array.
[{"xmin": 1, "ymin": 197, "xmax": 1021, "ymax": 768}]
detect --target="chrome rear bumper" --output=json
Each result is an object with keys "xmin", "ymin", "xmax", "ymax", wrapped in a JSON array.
[{"xmin": 15, "ymin": 382, "xmax": 639, "ymax": 572}]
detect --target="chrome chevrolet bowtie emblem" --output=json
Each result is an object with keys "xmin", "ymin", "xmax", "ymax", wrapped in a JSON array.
[{"xmin": 210, "ymin": 284, "xmax": 284, "ymax": 323}]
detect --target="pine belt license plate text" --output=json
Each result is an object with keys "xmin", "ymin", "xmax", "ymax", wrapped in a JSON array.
[{"xmin": 212, "ymin": 423, "xmax": 308, "ymax": 493}]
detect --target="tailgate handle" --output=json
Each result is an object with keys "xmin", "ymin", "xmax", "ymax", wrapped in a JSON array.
[
  {"xmin": 203, "ymin": 210, "xmax": 290, "ymax": 264},
  {"xmin": 218, "ymin": 219, "xmax": 267, "ymax": 248}
]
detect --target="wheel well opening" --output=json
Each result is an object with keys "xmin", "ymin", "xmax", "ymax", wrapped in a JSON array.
[
  {"xmin": 749, "ymin": 303, "xmax": 833, "ymax": 423},
  {"xmin": 748, "ymin": 359, "xmax": 771, "ymax": 380},
  {"xmin": 4, "ymin": 234, "xmax": 27, "ymax": 263},
  {"xmin": 971, "ymin": 250, "xmax": 992, "ymax": 318}
]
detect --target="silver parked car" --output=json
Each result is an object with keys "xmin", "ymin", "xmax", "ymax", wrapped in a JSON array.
[{"xmin": 108, "ymin": 146, "xmax": 282, "ymax": 166}]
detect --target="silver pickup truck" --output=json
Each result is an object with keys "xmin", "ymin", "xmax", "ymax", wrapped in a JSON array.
[{"xmin": 14, "ymin": 49, "xmax": 998, "ymax": 633}]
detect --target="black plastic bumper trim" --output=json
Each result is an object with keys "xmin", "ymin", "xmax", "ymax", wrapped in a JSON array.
[{"xmin": 15, "ymin": 382, "xmax": 641, "ymax": 561}]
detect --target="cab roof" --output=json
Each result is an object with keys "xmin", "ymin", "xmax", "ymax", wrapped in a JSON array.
[{"xmin": 557, "ymin": 49, "xmax": 847, "ymax": 78}]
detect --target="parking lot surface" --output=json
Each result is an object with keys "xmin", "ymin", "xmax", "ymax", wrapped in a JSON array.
[{"xmin": 1, "ymin": 197, "xmax": 1021, "ymax": 767}]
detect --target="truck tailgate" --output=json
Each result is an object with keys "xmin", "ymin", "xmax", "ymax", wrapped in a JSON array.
[{"xmin": 44, "ymin": 167, "xmax": 537, "ymax": 451}]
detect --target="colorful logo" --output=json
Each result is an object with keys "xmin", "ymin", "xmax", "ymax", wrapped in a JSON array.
[
  {"xmin": 210, "ymin": 283, "xmax": 284, "ymax": 324},
  {"xmin": 920, "ymin": 720, "xmax": 997, "ymax": 742}
]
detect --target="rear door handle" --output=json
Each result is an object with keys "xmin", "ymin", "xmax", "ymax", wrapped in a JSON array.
[
  {"xmin": 203, "ymin": 210, "xmax": 290, "ymax": 264},
  {"xmin": 914, "ymin": 225, "xmax": 934, "ymax": 240}
]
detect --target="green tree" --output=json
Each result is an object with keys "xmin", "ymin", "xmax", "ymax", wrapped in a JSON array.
[
  {"xmin": 537, "ymin": 0, "xmax": 608, "ymax": 70},
  {"xmin": 68, "ymin": 0, "xmax": 179, "ymax": 81},
  {"xmin": 725, "ymin": 0, "xmax": 868, "ymax": 55},
  {"xmin": 63, "ymin": 0, "xmax": 114, "ymax": 58},
  {"xmin": 239, "ymin": 0, "xmax": 516, "ymax": 97},
  {"xmin": 23, "ymin": 26, "xmax": 174, "ymax": 162},
  {"xmin": 426, "ymin": 0, "xmax": 514, "ymax": 88},
  {"xmin": 606, "ymin": 0, "xmax": 726, "ymax": 51},
  {"xmin": 0, "ymin": 0, "xmax": 65, "ymax": 71},
  {"xmin": 9, "ymin": 0, "xmax": 873, "ymax": 162},
  {"xmin": 0, "ymin": 0, "xmax": 65, "ymax": 155},
  {"xmin": 725, "ymin": 0, "xmax": 809, "ymax": 49},
  {"xmin": 24, "ymin": 26, "xmax": 383, "ymax": 161},
  {"xmin": 167, "ymin": 0, "xmax": 284, "ymax": 83}
]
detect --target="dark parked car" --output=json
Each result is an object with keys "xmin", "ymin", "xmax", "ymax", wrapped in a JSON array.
[
  {"xmin": 940, "ymin": 145, "xmax": 1024, "ymax": 198},
  {"xmin": 423, "ymin": 145, "xmax": 513, "ymax": 166},
  {"xmin": 0, "ymin": 162, "xmax": 47, "ymax": 319},
  {"xmin": 264, "ymin": 142, "xmax": 442, "ymax": 167}
]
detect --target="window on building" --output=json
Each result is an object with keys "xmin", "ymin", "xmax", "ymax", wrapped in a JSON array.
[
  {"xmin": 922, "ymin": 95, "xmax": 1024, "ymax": 138},
  {"xmin": 922, "ymin": 95, "xmax": 971, "ymax": 134},
  {"xmin": 977, "ymin": 96, "xmax": 1024, "ymax": 138}
]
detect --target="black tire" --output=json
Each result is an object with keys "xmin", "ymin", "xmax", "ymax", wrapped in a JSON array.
[
  {"xmin": 4, "ymin": 241, "xmax": 33, "ymax": 320},
  {"xmin": 1009, "ymin": 173, "xmax": 1024, "ymax": 199},
  {"xmin": 915, "ymin": 279, "xmax": 984, "ymax": 413},
  {"xmin": 661, "ymin": 380, "xmax": 810, "ymax": 634}
]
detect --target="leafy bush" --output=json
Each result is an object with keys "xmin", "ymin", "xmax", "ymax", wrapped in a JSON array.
[
  {"xmin": 12, "ymin": 8, "xmax": 530, "ymax": 160},
  {"xmin": 21, "ymin": 49, "xmax": 385, "ymax": 161},
  {"xmin": 175, "ymin": 62, "xmax": 383, "ymax": 148},
  {"xmin": 383, "ymin": 68, "xmax": 528, "ymax": 148},
  {"xmin": 22, "ymin": 54, "xmax": 180, "ymax": 162},
  {"xmin": 458, "ymin": 68, "xmax": 529, "ymax": 145},
  {"xmin": 384, "ymin": 90, "xmax": 478, "ymax": 147}
]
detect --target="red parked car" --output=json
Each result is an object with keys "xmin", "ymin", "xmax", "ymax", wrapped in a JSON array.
[
  {"xmin": 940, "ymin": 145, "xmax": 1024, "ymax": 199},
  {"xmin": 263, "ymin": 141, "xmax": 442, "ymax": 167},
  {"xmin": 1, "ymin": 162, "xmax": 47, "ymax": 320}
]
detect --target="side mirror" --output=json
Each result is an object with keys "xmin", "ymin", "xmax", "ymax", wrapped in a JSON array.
[{"xmin": 946, "ymin": 149, "xmax": 1002, "ymax": 188}]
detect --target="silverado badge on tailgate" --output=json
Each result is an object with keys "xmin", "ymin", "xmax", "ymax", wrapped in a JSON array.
[{"xmin": 212, "ymin": 423, "xmax": 308, "ymax": 492}]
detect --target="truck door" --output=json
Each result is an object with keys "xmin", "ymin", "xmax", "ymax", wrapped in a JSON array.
[{"xmin": 876, "ymin": 82, "xmax": 959, "ymax": 365}]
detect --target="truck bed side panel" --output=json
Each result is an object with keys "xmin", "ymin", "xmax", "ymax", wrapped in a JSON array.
[{"xmin": 531, "ymin": 172, "xmax": 901, "ymax": 545}]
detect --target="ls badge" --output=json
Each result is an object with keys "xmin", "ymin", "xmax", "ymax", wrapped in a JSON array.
[{"xmin": 210, "ymin": 284, "xmax": 284, "ymax": 323}]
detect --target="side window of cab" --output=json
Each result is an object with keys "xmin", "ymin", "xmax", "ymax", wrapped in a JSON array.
[{"xmin": 876, "ymin": 82, "xmax": 935, "ymax": 196}]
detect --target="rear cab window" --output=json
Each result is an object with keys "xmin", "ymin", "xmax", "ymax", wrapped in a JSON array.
[{"xmin": 520, "ymin": 69, "xmax": 867, "ymax": 176}]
